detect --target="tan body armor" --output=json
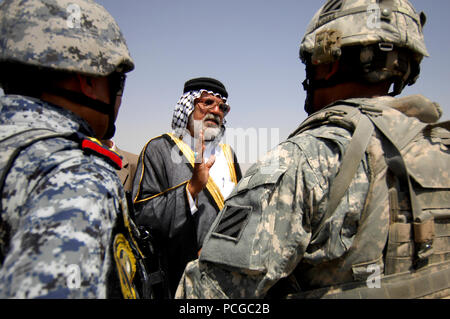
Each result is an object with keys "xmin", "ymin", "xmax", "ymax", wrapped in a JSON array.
[{"xmin": 288, "ymin": 95, "xmax": 450, "ymax": 299}]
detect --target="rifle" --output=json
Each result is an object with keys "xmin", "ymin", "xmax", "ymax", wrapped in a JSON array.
[{"xmin": 124, "ymin": 191, "xmax": 172, "ymax": 299}]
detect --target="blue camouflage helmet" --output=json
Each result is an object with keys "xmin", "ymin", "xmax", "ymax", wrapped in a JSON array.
[{"xmin": 0, "ymin": 0, "xmax": 134, "ymax": 76}]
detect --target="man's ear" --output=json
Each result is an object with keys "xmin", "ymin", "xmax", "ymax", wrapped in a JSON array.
[
  {"xmin": 77, "ymin": 74, "xmax": 97, "ymax": 100},
  {"xmin": 325, "ymin": 60, "xmax": 340, "ymax": 81}
]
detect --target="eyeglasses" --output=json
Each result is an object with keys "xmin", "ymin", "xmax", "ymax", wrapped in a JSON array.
[{"xmin": 197, "ymin": 98, "xmax": 230, "ymax": 115}]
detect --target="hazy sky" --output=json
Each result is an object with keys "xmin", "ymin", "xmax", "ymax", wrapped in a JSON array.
[
  {"xmin": 2, "ymin": 0, "xmax": 450, "ymax": 170},
  {"xmin": 98, "ymin": 0, "xmax": 450, "ymax": 159}
]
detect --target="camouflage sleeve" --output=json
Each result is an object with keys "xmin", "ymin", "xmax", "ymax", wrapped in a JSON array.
[
  {"xmin": 176, "ymin": 140, "xmax": 313, "ymax": 298},
  {"xmin": 176, "ymin": 126, "xmax": 370, "ymax": 298},
  {"xmin": 0, "ymin": 157, "xmax": 120, "ymax": 298}
]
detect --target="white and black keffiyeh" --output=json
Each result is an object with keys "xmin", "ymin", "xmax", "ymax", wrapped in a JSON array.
[{"xmin": 171, "ymin": 89, "xmax": 227, "ymax": 137}]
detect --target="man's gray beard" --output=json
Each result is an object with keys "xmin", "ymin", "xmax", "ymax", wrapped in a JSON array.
[
  {"xmin": 188, "ymin": 116, "xmax": 222, "ymax": 142},
  {"xmin": 203, "ymin": 126, "xmax": 221, "ymax": 141}
]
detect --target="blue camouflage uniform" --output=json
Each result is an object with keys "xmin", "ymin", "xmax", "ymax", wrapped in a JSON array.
[{"xmin": 0, "ymin": 94, "xmax": 126, "ymax": 298}]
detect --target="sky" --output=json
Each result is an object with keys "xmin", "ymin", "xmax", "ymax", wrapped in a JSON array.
[{"xmin": 2, "ymin": 0, "xmax": 450, "ymax": 172}]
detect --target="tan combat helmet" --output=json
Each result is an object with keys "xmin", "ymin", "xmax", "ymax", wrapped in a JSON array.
[
  {"xmin": 299, "ymin": 0, "xmax": 429, "ymax": 114},
  {"xmin": 0, "ymin": 0, "xmax": 134, "ymax": 76}
]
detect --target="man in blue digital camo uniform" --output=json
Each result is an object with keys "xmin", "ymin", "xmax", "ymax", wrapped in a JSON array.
[
  {"xmin": 0, "ymin": 0, "xmax": 144, "ymax": 298},
  {"xmin": 176, "ymin": 0, "xmax": 450, "ymax": 299}
]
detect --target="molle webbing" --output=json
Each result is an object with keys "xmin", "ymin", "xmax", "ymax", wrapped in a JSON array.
[
  {"xmin": 365, "ymin": 110, "xmax": 434, "ymax": 262},
  {"xmin": 288, "ymin": 98, "xmax": 450, "ymax": 298}
]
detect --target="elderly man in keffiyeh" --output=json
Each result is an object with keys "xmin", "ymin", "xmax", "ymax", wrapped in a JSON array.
[{"xmin": 132, "ymin": 77, "xmax": 242, "ymax": 297}]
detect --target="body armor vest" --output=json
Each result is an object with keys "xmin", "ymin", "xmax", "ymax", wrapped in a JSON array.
[{"xmin": 287, "ymin": 95, "xmax": 450, "ymax": 299}]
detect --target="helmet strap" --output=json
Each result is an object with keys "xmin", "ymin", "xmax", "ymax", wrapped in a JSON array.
[
  {"xmin": 302, "ymin": 45, "xmax": 419, "ymax": 114},
  {"xmin": 302, "ymin": 59, "xmax": 362, "ymax": 115},
  {"xmin": 44, "ymin": 86, "xmax": 117, "ymax": 139}
]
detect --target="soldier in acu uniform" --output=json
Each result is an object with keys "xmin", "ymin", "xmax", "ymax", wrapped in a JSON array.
[
  {"xmin": 0, "ymin": 0, "xmax": 147, "ymax": 298},
  {"xmin": 176, "ymin": 0, "xmax": 450, "ymax": 299}
]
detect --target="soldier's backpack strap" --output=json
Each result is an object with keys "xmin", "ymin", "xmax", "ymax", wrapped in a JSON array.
[
  {"xmin": 0, "ymin": 128, "xmax": 80, "ymax": 265},
  {"xmin": 312, "ymin": 110, "xmax": 375, "ymax": 241},
  {"xmin": 289, "ymin": 105, "xmax": 376, "ymax": 241}
]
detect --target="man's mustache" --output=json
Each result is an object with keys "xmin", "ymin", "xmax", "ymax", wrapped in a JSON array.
[{"xmin": 203, "ymin": 114, "xmax": 221, "ymax": 126}]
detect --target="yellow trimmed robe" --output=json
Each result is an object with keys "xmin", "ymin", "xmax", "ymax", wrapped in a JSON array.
[{"xmin": 132, "ymin": 133, "xmax": 242, "ymax": 296}]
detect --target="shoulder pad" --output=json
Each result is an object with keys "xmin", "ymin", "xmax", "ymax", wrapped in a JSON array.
[{"xmin": 81, "ymin": 136, "xmax": 122, "ymax": 170}]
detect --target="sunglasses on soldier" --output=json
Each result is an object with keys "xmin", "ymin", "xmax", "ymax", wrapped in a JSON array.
[{"xmin": 109, "ymin": 72, "xmax": 127, "ymax": 97}]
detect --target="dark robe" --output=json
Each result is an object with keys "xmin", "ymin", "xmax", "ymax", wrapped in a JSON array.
[{"xmin": 132, "ymin": 133, "xmax": 242, "ymax": 296}]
